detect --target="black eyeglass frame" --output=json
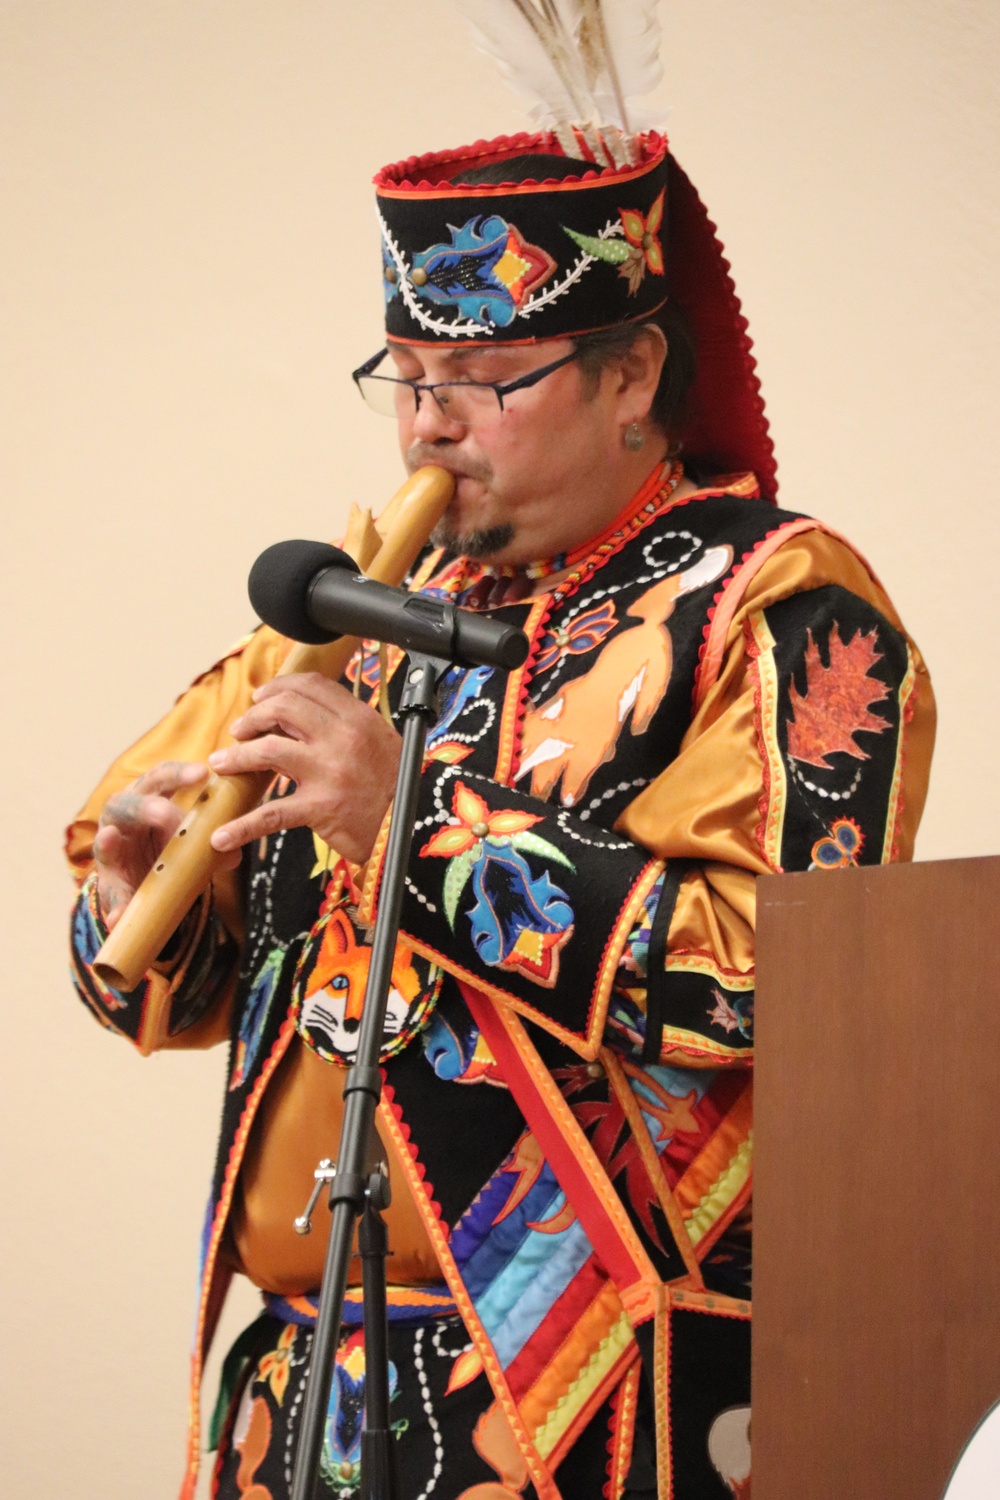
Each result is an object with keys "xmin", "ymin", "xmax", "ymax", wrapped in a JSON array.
[{"xmin": 351, "ymin": 346, "xmax": 581, "ymax": 416}]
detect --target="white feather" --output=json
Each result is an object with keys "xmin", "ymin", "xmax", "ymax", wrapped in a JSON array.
[
  {"xmin": 579, "ymin": 0, "xmax": 663, "ymax": 118},
  {"xmin": 455, "ymin": 0, "xmax": 587, "ymax": 130},
  {"xmin": 453, "ymin": 0, "xmax": 663, "ymax": 167}
]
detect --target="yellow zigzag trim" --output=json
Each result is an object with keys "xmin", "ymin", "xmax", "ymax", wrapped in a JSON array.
[
  {"xmin": 530, "ymin": 1310, "xmax": 635, "ymax": 1459},
  {"xmin": 685, "ymin": 1130, "xmax": 754, "ymax": 1245},
  {"xmin": 663, "ymin": 954, "xmax": 754, "ymax": 988}
]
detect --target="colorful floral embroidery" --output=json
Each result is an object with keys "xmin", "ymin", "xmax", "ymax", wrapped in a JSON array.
[
  {"xmin": 255, "ymin": 1324, "xmax": 296, "ymax": 1406},
  {"xmin": 73, "ymin": 874, "xmax": 128, "ymax": 1011},
  {"xmin": 426, "ymin": 741, "xmax": 475, "ymax": 765},
  {"xmin": 606, "ymin": 989, "xmax": 649, "ymax": 1053},
  {"xmin": 619, "ymin": 190, "xmax": 666, "ymax": 277},
  {"xmin": 707, "ymin": 989, "xmax": 754, "ymax": 1040},
  {"xmin": 619, "ymin": 872, "xmax": 664, "ymax": 979},
  {"xmin": 345, "ymin": 641, "xmax": 402, "ymax": 692},
  {"xmin": 426, "ymin": 666, "xmax": 494, "ymax": 747},
  {"xmin": 533, "ymin": 600, "xmax": 618, "ymax": 673},
  {"xmin": 421, "ymin": 781, "xmax": 575, "ymax": 987},
  {"xmin": 811, "ymin": 817, "xmax": 864, "ymax": 870},
  {"xmin": 320, "ymin": 1330, "xmax": 407, "ymax": 1493},
  {"xmin": 411, "ymin": 215, "xmax": 556, "ymax": 327},
  {"xmin": 563, "ymin": 188, "xmax": 665, "ymax": 295}
]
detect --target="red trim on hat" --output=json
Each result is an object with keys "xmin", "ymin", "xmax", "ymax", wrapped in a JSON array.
[{"xmin": 374, "ymin": 130, "xmax": 668, "ymax": 196}]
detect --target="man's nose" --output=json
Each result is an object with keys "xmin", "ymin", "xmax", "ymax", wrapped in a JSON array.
[{"xmin": 410, "ymin": 386, "xmax": 467, "ymax": 443}]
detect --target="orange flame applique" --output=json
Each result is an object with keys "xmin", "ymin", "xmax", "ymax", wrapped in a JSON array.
[
  {"xmin": 455, "ymin": 1402, "xmax": 531, "ymax": 1498},
  {"xmin": 492, "ymin": 1133, "xmax": 547, "ymax": 1226},
  {"xmin": 444, "ymin": 1346, "xmax": 484, "ymax": 1397}
]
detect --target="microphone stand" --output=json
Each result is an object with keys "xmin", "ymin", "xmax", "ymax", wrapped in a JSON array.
[{"xmin": 289, "ymin": 652, "xmax": 450, "ymax": 1500}]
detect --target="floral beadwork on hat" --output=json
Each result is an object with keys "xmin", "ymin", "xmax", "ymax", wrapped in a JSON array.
[
  {"xmin": 375, "ymin": 132, "xmax": 670, "ymax": 343},
  {"xmin": 369, "ymin": 0, "xmax": 780, "ymax": 496},
  {"xmin": 409, "ymin": 212, "xmax": 557, "ymax": 328}
]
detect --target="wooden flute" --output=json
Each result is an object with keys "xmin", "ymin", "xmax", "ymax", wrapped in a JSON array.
[{"xmin": 93, "ymin": 465, "xmax": 455, "ymax": 996}]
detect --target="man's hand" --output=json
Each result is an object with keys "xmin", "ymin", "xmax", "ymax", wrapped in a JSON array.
[
  {"xmin": 93, "ymin": 761, "xmax": 241, "ymax": 930},
  {"xmin": 207, "ymin": 673, "xmax": 402, "ymax": 866}
]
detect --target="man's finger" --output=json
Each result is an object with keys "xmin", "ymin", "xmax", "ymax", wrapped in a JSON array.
[
  {"xmin": 134, "ymin": 761, "xmax": 208, "ymax": 798},
  {"xmin": 207, "ymin": 733, "xmax": 308, "ymax": 782},
  {"xmin": 210, "ymin": 792, "xmax": 305, "ymax": 852},
  {"xmin": 251, "ymin": 672, "xmax": 359, "ymax": 716},
  {"xmin": 93, "ymin": 822, "xmax": 124, "ymax": 866},
  {"xmin": 100, "ymin": 790, "xmax": 180, "ymax": 836},
  {"xmin": 98, "ymin": 870, "xmax": 136, "ymax": 929},
  {"xmin": 227, "ymin": 689, "xmax": 329, "ymax": 746},
  {"xmin": 103, "ymin": 888, "xmax": 134, "ymax": 932}
]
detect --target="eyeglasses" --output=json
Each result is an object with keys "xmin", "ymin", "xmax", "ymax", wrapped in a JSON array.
[{"xmin": 351, "ymin": 346, "xmax": 581, "ymax": 420}]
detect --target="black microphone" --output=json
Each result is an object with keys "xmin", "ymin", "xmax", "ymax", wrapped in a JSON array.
[{"xmin": 248, "ymin": 540, "xmax": 529, "ymax": 672}]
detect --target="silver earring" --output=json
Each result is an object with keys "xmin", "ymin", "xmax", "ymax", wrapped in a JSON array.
[{"xmin": 624, "ymin": 421, "xmax": 645, "ymax": 452}]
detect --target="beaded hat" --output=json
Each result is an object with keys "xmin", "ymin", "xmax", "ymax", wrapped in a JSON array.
[{"xmin": 372, "ymin": 5, "xmax": 777, "ymax": 498}]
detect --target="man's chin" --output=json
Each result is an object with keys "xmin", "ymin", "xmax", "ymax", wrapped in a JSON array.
[{"xmin": 430, "ymin": 520, "xmax": 515, "ymax": 559}]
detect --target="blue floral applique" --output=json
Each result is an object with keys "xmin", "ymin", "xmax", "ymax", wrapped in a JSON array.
[
  {"xmin": 410, "ymin": 215, "xmax": 555, "ymax": 328},
  {"xmin": 421, "ymin": 780, "xmax": 574, "ymax": 988},
  {"xmin": 421, "ymin": 1009, "xmax": 504, "ymax": 1086}
]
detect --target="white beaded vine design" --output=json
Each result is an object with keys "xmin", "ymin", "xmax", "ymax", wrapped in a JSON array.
[
  {"xmin": 518, "ymin": 220, "xmax": 625, "ymax": 318},
  {"xmin": 411, "ymin": 1325, "xmax": 445, "ymax": 1499}
]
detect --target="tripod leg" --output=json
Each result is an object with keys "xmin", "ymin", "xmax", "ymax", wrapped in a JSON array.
[{"xmin": 360, "ymin": 1171, "xmax": 398, "ymax": 1500}]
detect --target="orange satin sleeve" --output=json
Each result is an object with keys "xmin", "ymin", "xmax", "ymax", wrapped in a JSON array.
[
  {"xmin": 64, "ymin": 625, "xmax": 293, "ymax": 943},
  {"xmin": 617, "ymin": 531, "xmax": 936, "ymax": 991}
]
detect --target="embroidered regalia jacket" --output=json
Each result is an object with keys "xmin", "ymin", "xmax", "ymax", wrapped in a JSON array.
[{"xmin": 67, "ymin": 470, "xmax": 935, "ymax": 1500}]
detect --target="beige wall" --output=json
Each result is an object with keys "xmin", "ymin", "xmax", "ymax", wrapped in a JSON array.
[{"xmin": 3, "ymin": 2, "xmax": 998, "ymax": 1493}]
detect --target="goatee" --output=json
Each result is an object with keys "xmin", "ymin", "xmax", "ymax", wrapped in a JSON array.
[{"xmin": 430, "ymin": 520, "xmax": 515, "ymax": 558}]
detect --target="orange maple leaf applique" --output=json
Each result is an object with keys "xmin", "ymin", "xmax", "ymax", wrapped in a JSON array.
[{"xmin": 786, "ymin": 624, "xmax": 892, "ymax": 769}]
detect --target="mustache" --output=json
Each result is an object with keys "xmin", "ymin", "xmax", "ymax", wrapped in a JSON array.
[{"xmin": 405, "ymin": 443, "xmax": 493, "ymax": 485}]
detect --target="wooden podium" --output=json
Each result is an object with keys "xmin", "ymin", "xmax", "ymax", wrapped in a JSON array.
[{"xmin": 753, "ymin": 856, "xmax": 1000, "ymax": 1500}]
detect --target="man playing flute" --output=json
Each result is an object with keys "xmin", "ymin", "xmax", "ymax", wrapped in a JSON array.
[{"xmin": 67, "ymin": 127, "xmax": 934, "ymax": 1500}]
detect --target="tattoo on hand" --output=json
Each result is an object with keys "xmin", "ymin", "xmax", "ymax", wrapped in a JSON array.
[{"xmin": 104, "ymin": 790, "xmax": 144, "ymax": 831}]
